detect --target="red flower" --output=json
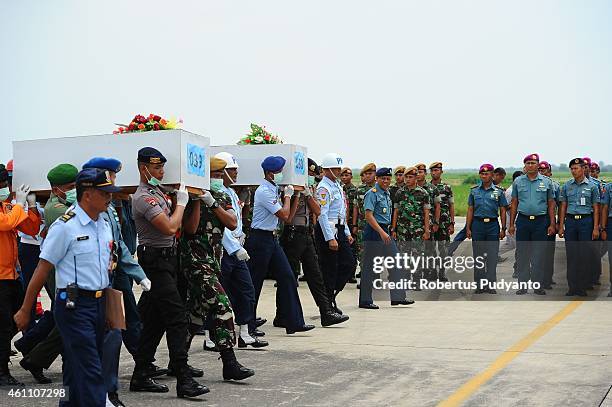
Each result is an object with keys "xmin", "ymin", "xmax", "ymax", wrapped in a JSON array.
[
  {"xmin": 137, "ymin": 123, "xmax": 145, "ymax": 130},
  {"xmin": 113, "ymin": 130, "xmax": 119, "ymax": 134},
  {"xmin": 119, "ymin": 127, "xmax": 125, "ymax": 133},
  {"xmin": 245, "ymin": 139, "xmax": 251, "ymax": 143},
  {"xmin": 153, "ymin": 115, "xmax": 161, "ymax": 122},
  {"xmin": 153, "ymin": 123, "xmax": 160, "ymax": 130},
  {"xmin": 148, "ymin": 114, "xmax": 155, "ymax": 120},
  {"xmin": 264, "ymin": 135, "xmax": 270, "ymax": 141},
  {"xmin": 128, "ymin": 123, "xmax": 136, "ymax": 131}
]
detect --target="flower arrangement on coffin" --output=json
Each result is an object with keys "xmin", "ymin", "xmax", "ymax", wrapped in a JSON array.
[
  {"xmin": 113, "ymin": 114, "xmax": 182, "ymax": 134},
  {"xmin": 237, "ymin": 123, "xmax": 283, "ymax": 145}
]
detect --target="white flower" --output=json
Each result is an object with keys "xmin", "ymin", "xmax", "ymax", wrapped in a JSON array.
[{"xmin": 255, "ymin": 136, "xmax": 264, "ymax": 142}]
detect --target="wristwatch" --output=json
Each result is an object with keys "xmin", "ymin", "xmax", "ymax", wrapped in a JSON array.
[{"xmin": 210, "ymin": 201, "xmax": 220, "ymax": 209}]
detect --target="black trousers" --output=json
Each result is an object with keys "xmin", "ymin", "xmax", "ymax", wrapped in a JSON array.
[
  {"xmin": 314, "ymin": 224, "xmax": 355, "ymax": 297},
  {"xmin": 134, "ymin": 247, "xmax": 188, "ymax": 372},
  {"xmin": 281, "ymin": 226, "xmax": 332, "ymax": 314},
  {"xmin": 0, "ymin": 280, "xmax": 22, "ymax": 367}
]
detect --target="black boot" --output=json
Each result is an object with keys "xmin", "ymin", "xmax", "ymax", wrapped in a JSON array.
[
  {"xmin": 167, "ymin": 363, "xmax": 203, "ymax": 378},
  {"xmin": 176, "ymin": 368, "xmax": 209, "ymax": 398},
  {"xmin": 19, "ymin": 358, "xmax": 52, "ymax": 384},
  {"xmin": 320, "ymin": 311, "xmax": 349, "ymax": 327},
  {"xmin": 220, "ymin": 348, "xmax": 254, "ymax": 381},
  {"xmin": 130, "ymin": 367, "xmax": 169, "ymax": 393}
]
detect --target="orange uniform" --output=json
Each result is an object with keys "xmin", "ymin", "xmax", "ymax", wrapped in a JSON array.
[{"xmin": 0, "ymin": 202, "xmax": 41, "ymax": 280}]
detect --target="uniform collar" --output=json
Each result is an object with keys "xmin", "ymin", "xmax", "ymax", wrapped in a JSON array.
[
  {"xmin": 262, "ymin": 178, "xmax": 277, "ymax": 189},
  {"xmin": 570, "ymin": 177, "xmax": 588, "ymax": 185},
  {"xmin": 479, "ymin": 182, "xmax": 495, "ymax": 191},
  {"xmin": 74, "ymin": 203, "xmax": 97, "ymax": 226}
]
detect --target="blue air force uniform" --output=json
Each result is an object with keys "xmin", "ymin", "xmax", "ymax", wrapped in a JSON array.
[
  {"xmin": 245, "ymin": 157, "xmax": 307, "ymax": 333},
  {"xmin": 359, "ymin": 170, "xmax": 407, "ymax": 306},
  {"xmin": 40, "ymin": 168, "xmax": 119, "ymax": 407},
  {"xmin": 467, "ymin": 174, "xmax": 508, "ymax": 285},
  {"xmin": 559, "ymin": 163, "xmax": 600, "ymax": 295}
]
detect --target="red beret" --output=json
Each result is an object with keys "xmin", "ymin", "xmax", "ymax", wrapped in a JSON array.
[
  {"xmin": 479, "ymin": 163, "xmax": 494, "ymax": 173},
  {"xmin": 590, "ymin": 162, "xmax": 600, "ymax": 169},
  {"xmin": 582, "ymin": 157, "xmax": 592, "ymax": 165},
  {"xmin": 523, "ymin": 153, "xmax": 539, "ymax": 163},
  {"xmin": 538, "ymin": 161, "xmax": 550, "ymax": 170}
]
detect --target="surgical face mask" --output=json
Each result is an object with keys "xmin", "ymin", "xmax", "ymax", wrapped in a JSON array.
[
  {"xmin": 273, "ymin": 173, "xmax": 284, "ymax": 184},
  {"xmin": 0, "ymin": 187, "xmax": 9, "ymax": 202},
  {"xmin": 210, "ymin": 178, "xmax": 223, "ymax": 191},
  {"xmin": 57, "ymin": 187, "xmax": 77, "ymax": 204},
  {"xmin": 308, "ymin": 175, "xmax": 316, "ymax": 186},
  {"xmin": 145, "ymin": 167, "xmax": 161, "ymax": 187}
]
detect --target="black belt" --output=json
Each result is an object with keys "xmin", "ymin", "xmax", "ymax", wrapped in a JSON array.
[
  {"xmin": 286, "ymin": 225, "xmax": 310, "ymax": 233},
  {"xmin": 251, "ymin": 228, "xmax": 276, "ymax": 235},
  {"xmin": 57, "ymin": 288, "xmax": 105, "ymax": 299},
  {"xmin": 518, "ymin": 213, "xmax": 545, "ymax": 220},
  {"xmin": 474, "ymin": 217, "xmax": 497, "ymax": 223},
  {"xmin": 566, "ymin": 213, "xmax": 592, "ymax": 220},
  {"xmin": 138, "ymin": 245, "xmax": 177, "ymax": 257}
]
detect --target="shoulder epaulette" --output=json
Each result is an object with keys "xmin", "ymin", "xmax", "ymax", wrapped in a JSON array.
[
  {"xmin": 471, "ymin": 185, "xmax": 479, "ymax": 189},
  {"xmin": 60, "ymin": 211, "xmax": 76, "ymax": 222}
]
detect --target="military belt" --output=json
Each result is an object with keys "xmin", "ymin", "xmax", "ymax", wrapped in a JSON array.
[
  {"xmin": 138, "ymin": 245, "xmax": 177, "ymax": 258},
  {"xmin": 566, "ymin": 214, "xmax": 592, "ymax": 220},
  {"xmin": 518, "ymin": 213, "xmax": 545, "ymax": 220},
  {"xmin": 57, "ymin": 288, "xmax": 104, "ymax": 299},
  {"xmin": 474, "ymin": 217, "xmax": 497, "ymax": 223}
]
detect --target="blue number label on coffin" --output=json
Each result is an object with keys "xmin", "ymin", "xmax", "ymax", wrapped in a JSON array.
[
  {"xmin": 294, "ymin": 151, "xmax": 305, "ymax": 176},
  {"xmin": 187, "ymin": 144, "xmax": 206, "ymax": 177}
]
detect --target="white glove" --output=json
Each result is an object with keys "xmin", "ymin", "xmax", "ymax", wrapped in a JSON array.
[
  {"xmin": 175, "ymin": 183, "xmax": 189, "ymax": 207},
  {"xmin": 303, "ymin": 186, "xmax": 311, "ymax": 197},
  {"xmin": 199, "ymin": 190, "xmax": 217, "ymax": 207},
  {"xmin": 140, "ymin": 278, "xmax": 152, "ymax": 291},
  {"xmin": 235, "ymin": 248, "xmax": 250, "ymax": 261},
  {"xmin": 27, "ymin": 193, "xmax": 37, "ymax": 208},
  {"xmin": 15, "ymin": 184, "xmax": 30, "ymax": 207},
  {"xmin": 283, "ymin": 185, "xmax": 294, "ymax": 198}
]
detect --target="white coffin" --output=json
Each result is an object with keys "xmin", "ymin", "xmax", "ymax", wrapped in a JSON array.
[
  {"xmin": 12, "ymin": 130, "xmax": 210, "ymax": 192},
  {"xmin": 210, "ymin": 144, "xmax": 307, "ymax": 186}
]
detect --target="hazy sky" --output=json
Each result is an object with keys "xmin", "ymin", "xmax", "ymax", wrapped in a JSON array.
[{"xmin": 2, "ymin": 0, "xmax": 611, "ymax": 169}]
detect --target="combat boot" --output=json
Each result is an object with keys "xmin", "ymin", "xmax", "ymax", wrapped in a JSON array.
[
  {"xmin": 221, "ymin": 348, "xmax": 255, "ymax": 381},
  {"xmin": 176, "ymin": 367, "xmax": 209, "ymax": 398},
  {"xmin": 0, "ymin": 365, "xmax": 24, "ymax": 387}
]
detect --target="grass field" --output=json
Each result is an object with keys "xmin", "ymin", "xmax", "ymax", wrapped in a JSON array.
[{"xmin": 352, "ymin": 172, "xmax": 611, "ymax": 216}]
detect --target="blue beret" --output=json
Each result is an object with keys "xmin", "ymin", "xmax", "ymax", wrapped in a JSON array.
[
  {"xmin": 138, "ymin": 147, "xmax": 167, "ymax": 164},
  {"xmin": 376, "ymin": 167, "xmax": 392, "ymax": 177},
  {"xmin": 82, "ymin": 157, "xmax": 122, "ymax": 173},
  {"xmin": 76, "ymin": 168, "xmax": 121, "ymax": 193},
  {"xmin": 261, "ymin": 156, "xmax": 286, "ymax": 173}
]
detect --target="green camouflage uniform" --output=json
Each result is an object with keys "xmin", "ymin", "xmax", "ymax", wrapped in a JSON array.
[
  {"xmin": 431, "ymin": 181, "xmax": 454, "ymax": 278},
  {"xmin": 343, "ymin": 183, "xmax": 359, "ymax": 264},
  {"xmin": 394, "ymin": 186, "xmax": 431, "ymax": 253},
  {"xmin": 353, "ymin": 183, "xmax": 371, "ymax": 262},
  {"xmin": 179, "ymin": 189, "xmax": 236, "ymax": 349}
]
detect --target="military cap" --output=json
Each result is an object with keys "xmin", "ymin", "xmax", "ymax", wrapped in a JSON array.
[
  {"xmin": 76, "ymin": 168, "xmax": 121, "ymax": 192},
  {"xmin": 341, "ymin": 167, "xmax": 352, "ymax": 175},
  {"xmin": 538, "ymin": 161, "xmax": 551, "ymax": 170},
  {"xmin": 523, "ymin": 153, "xmax": 539, "ymax": 163},
  {"xmin": 376, "ymin": 167, "xmax": 392, "ymax": 177},
  {"xmin": 138, "ymin": 147, "xmax": 167, "ymax": 164},
  {"xmin": 47, "ymin": 163, "xmax": 78, "ymax": 186},
  {"xmin": 308, "ymin": 158, "xmax": 318, "ymax": 172},
  {"xmin": 394, "ymin": 166, "xmax": 406, "ymax": 175},
  {"xmin": 590, "ymin": 162, "xmax": 600, "ymax": 170},
  {"xmin": 404, "ymin": 166, "xmax": 417, "ymax": 176},
  {"xmin": 210, "ymin": 157, "xmax": 227, "ymax": 172},
  {"xmin": 479, "ymin": 163, "xmax": 494, "ymax": 173},
  {"xmin": 429, "ymin": 162, "xmax": 443, "ymax": 170},
  {"xmin": 82, "ymin": 157, "xmax": 122, "ymax": 173},
  {"xmin": 6, "ymin": 159, "xmax": 13, "ymax": 174},
  {"xmin": 0, "ymin": 165, "xmax": 7, "ymax": 183},
  {"xmin": 582, "ymin": 157, "xmax": 592, "ymax": 165},
  {"xmin": 569, "ymin": 158, "xmax": 585, "ymax": 167},
  {"xmin": 360, "ymin": 163, "xmax": 376, "ymax": 176},
  {"xmin": 414, "ymin": 163, "xmax": 427, "ymax": 171},
  {"xmin": 261, "ymin": 156, "xmax": 286, "ymax": 173}
]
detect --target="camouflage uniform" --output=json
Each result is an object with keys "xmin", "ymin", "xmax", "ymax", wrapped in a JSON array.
[
  {"xmin": 430, "ymin": 181, "xmax": 453, "ymax": 279},
  {"xmin": 418, "ymin": 182, "xmax": 439, "ymax": 280},
  {"xmin": 353, "ymin": 183, "xmax": 371, "ymax": 262},
  {"xmin": 179, "ymin": 189, "xmax": 236, "ymax": 350},
  {"xmin": 343, "ymin": 183, "xmax": 359, "ymax": 265},
  {"xmin": 394, "ymin": 185, "xmax": 431, "ymax": 254}
]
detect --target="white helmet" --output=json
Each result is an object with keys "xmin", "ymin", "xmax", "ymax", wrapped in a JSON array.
[
  {"xmin": 321, "ymin": 153, "xmax": 344, "ymax": 169},
  {"xmin": 214, "ymin": 152, "xmax": 239, "ymax": 169}
]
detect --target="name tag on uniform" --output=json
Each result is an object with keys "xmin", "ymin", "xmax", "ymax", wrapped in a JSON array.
[
  {"xmin": 77, "ymin": 236, "xmax": 89, "ymax": 241},
  {"xmin": 580, "ymin": 197, "xmax": 586, "ymax": 206}
]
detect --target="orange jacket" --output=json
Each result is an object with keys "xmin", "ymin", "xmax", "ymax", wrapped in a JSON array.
[{"xmin": 0, "ymin": 201, "xmax": 41, "ymax": 280}]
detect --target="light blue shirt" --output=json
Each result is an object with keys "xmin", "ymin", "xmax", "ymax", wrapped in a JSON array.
[
  {"xmin": 40, "ymin": 204, "xmax": 112, "ymax": 291},
  {"xmin": 363, "ymin": 183, "xmax": 392, "ymax": 225},
  {"xmin": 603, "ymin": 183, "xmax": 612, "ymax": 217},
  {"xmin": 468, "ymin": 183, "xmax": 508, "ymax": 218},
  {"xmin": 559, "ymin": 177, "xmax": 599, "ymax": 215},
  {"xmin": 221, "ymin": 185, "xmax": 244, "ymax": 255},
  {"xmin": 316, "ymin": 176, "xmax": 351, "ymax": 241},
  {"xmin": 511, "ymin": 174, "xmax": 554, "ymax": 216},
  {"xmin": 251, "ymin": 179, "xmax": 283, "ymax": 231},
  {"xmin": 101, "ymin": 204, "xmax": 146, "ymax": 283},
  {"xmin": 587, "ymin": 176, "xmax": 604, "ymax": 201}
]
